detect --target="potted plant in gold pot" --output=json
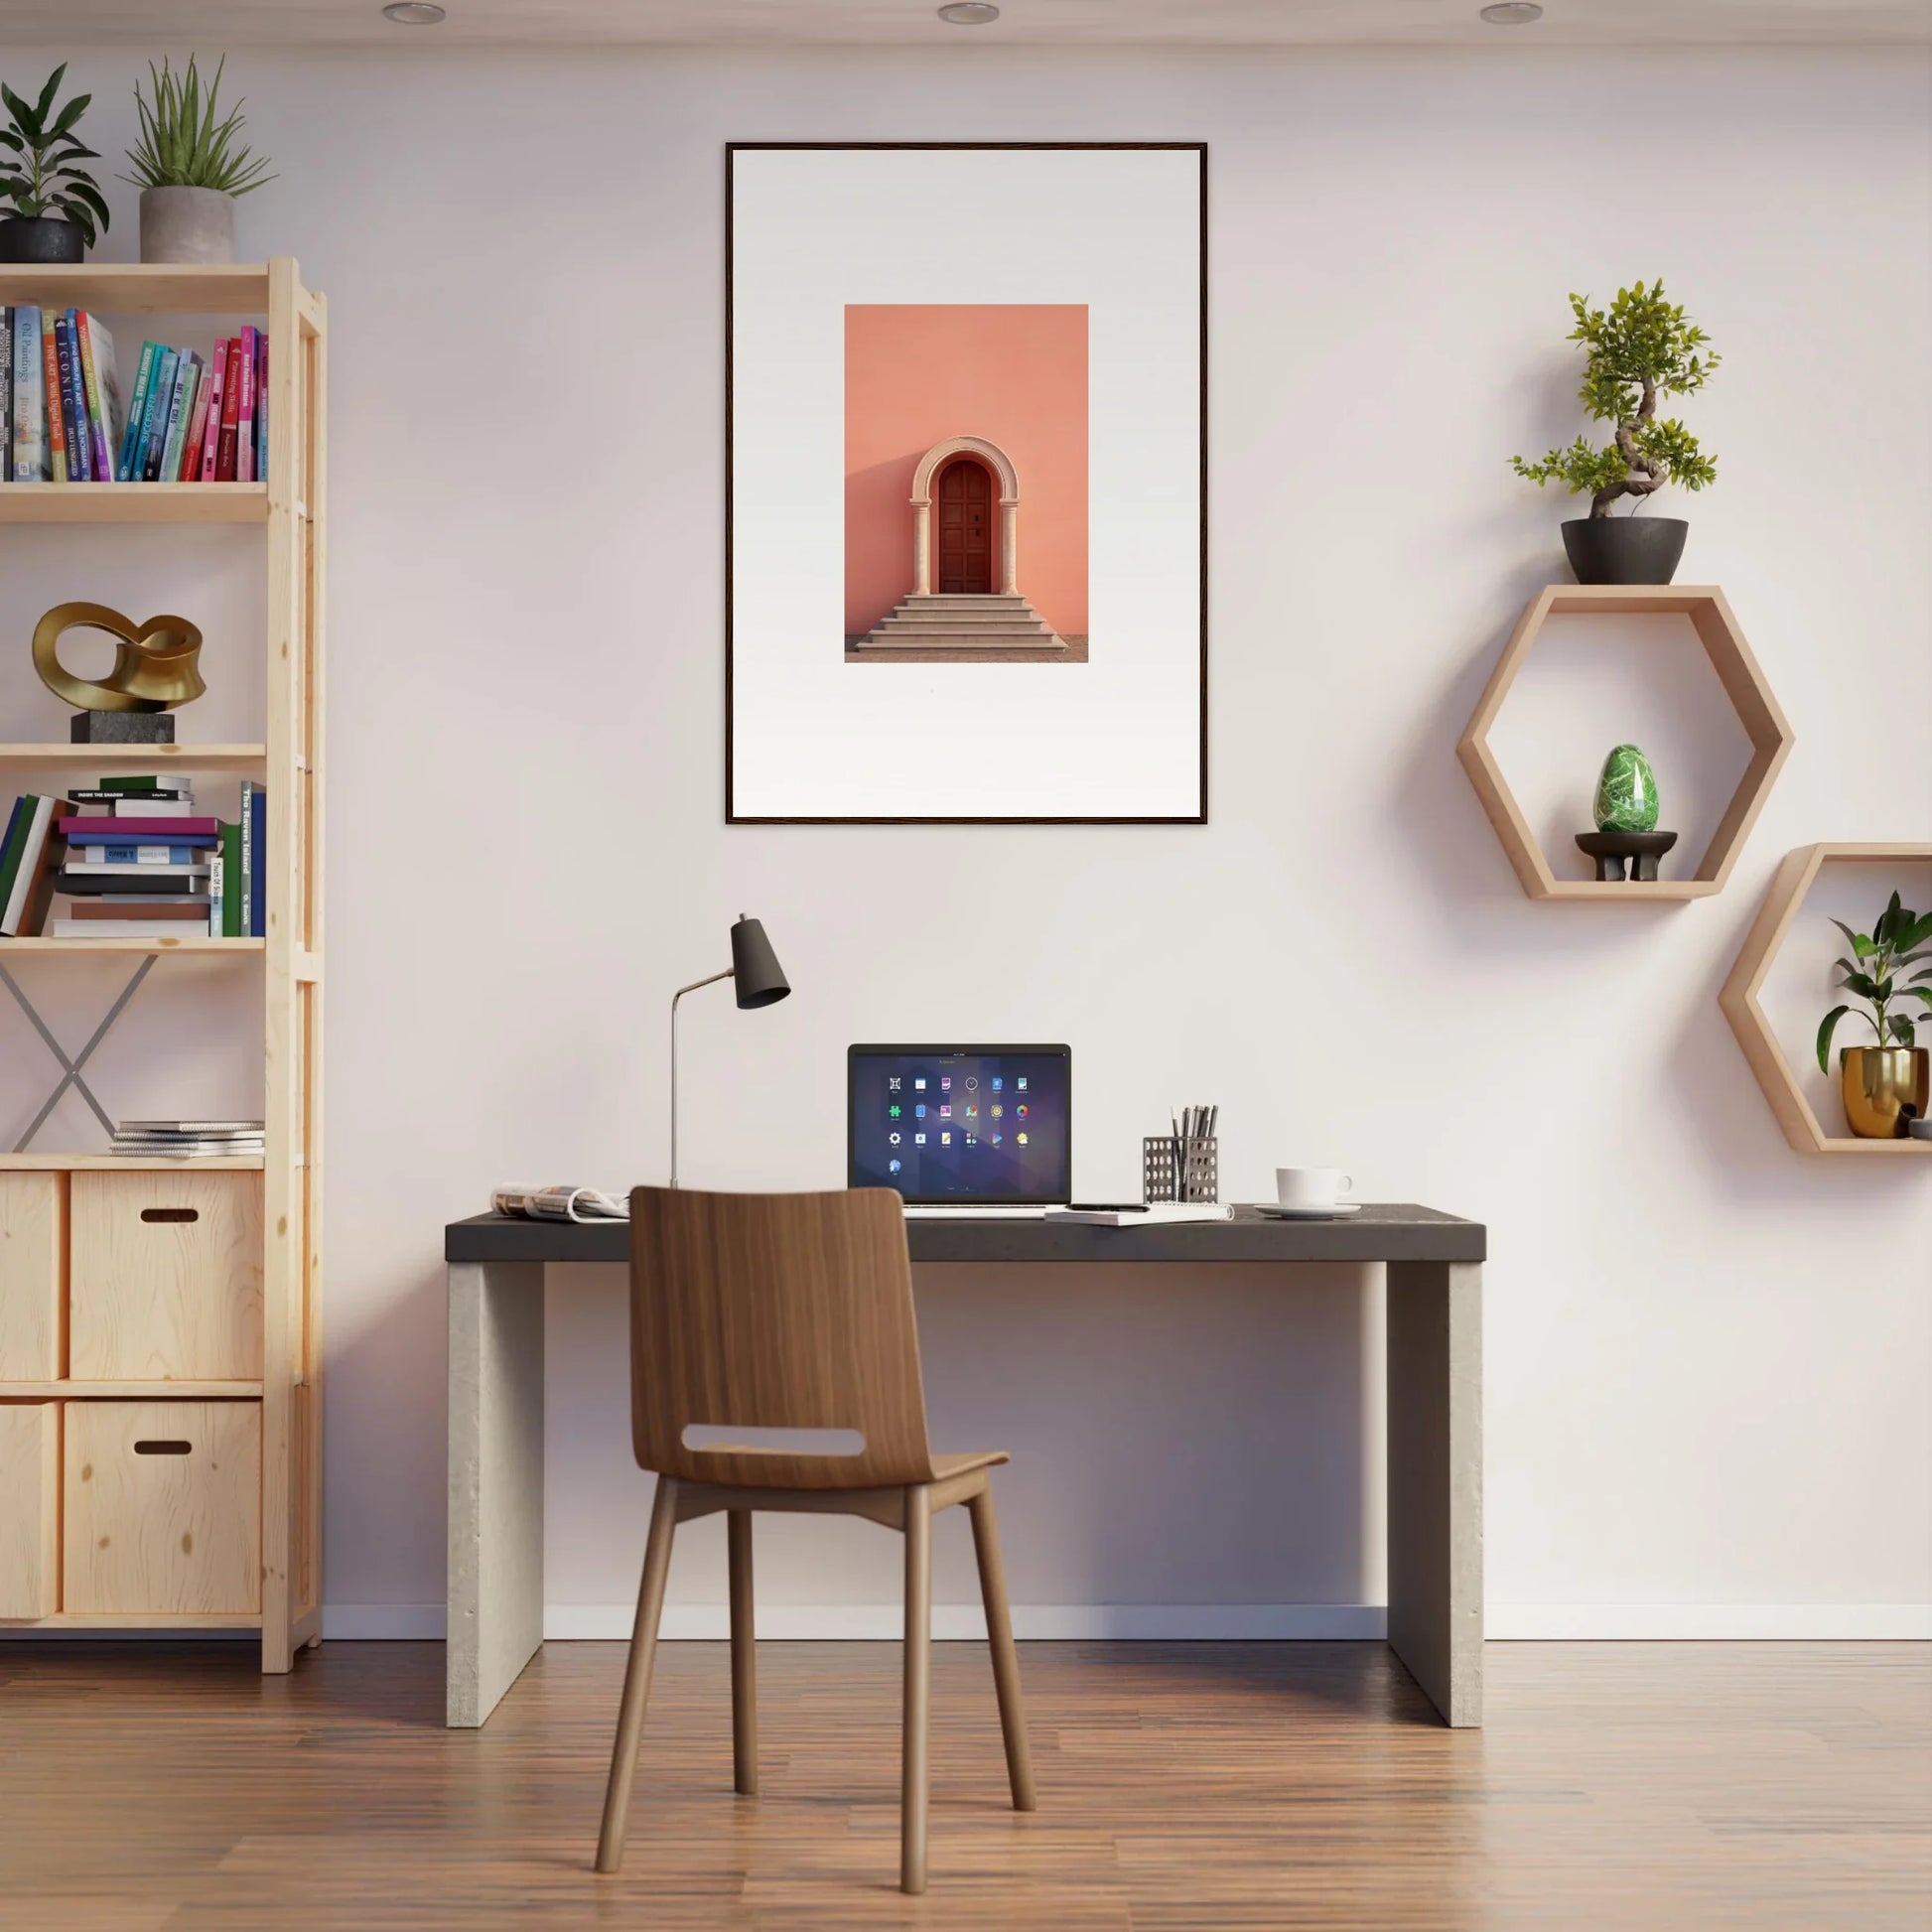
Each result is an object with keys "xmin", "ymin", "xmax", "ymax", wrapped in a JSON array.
[{"xmin": 1817, "ymin": 893, "xmax": 1932, "ymax": 1138}]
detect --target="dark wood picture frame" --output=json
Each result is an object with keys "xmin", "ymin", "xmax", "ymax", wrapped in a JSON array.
[{"xmin": 725, "ymin": 141, "xmax": 1208, "ymax": 826}]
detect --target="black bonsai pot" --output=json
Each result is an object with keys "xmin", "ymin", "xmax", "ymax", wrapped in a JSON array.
[
  {"xmin": 1562, "ymin": 515, "xmax": 1688, "ymax": 586},
  {"xmin": 0, "ymin": 215, "xmax": 86, "ymax": 264}
]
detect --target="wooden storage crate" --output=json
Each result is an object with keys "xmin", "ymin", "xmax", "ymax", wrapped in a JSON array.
[
  {"xmin": 69, "ymin": 1172, "xmax": 263, "ymax": 1382},
  {"xmin": 0, "ymin": 1401, "xmax": 61, "ymax": 1618},
  {"xmin": 64, "ymin": 1401, "xmax": 261, "ymax": 1615},
  {"xmin": 0, "ymin": 1172, "xmax": 65, "ymax": 1380}
]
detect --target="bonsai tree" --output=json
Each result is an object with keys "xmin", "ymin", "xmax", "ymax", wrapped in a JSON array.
[
  {"xmin": 123, "ymin": 57, "xmax": 275, "ymax": 200},
  {"xmin": 1817, "ymin": 892, "xmax": 1932, "ymax": 1071},
  {"xmin": 1512, "ymin": 281, "xmax": 1718, "ymax": 518},
  {"xmin": 0, "ymin": 65, "xmax": 110, "ymax": 246}
]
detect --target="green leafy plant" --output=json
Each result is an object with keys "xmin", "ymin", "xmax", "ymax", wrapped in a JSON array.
[
  {"xmin": 1816, "ymin": 893, "xmax": 1932, "ymax": 1071},
  {"xmin": 122, "ymin": 56, "xmax": 274, "ymax": 198},
  {"xmin": 1512, "ymin": 281, "xmax": 1719, "ymax": 518},
  {"xmin": 0, "ymin": 65, "xmax": 110, "ymax": 245}
]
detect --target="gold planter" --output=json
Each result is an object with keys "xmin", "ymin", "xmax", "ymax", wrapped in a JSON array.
[{"xmin": 1840, "ymin": 1045, "xmax": 1930, "ymax": 1139}]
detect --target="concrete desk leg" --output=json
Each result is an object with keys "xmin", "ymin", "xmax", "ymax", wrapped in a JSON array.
[
  {"xmin": 1386, "ymin": 1260, "xmax": 1482, "ymax": 1726},
  {"xmin": 448, "ymin": 1260, "xmax": 546, "ymax": 1727}
]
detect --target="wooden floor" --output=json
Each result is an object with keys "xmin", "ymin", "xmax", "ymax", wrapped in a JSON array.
[{"xmin": 0, "ymin": 1640, "xmax": 1925, "ymax": 1930}]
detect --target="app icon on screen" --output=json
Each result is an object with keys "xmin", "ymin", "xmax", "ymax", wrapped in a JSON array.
[
  {"xmin": 1017, "ymin": 1133, "xmax": 1029, "ymax": 1145},
  {"xmin": 915, "ymin": 1104, "xmax": 926, "ymax": 1119},
  {"xmin": 914, "ymin": 1077, "xmax": 926, "ymax": 1090},
  {"xmin": 990, "ymin": 1132, "xmax": 1003, "ymax": 1146},
  {"xmin": 1016, "ymin": 1104, "xmax": 1028, "ymax": 1119},
  {"xmin": 1017, "ymin": 1076, "xmax": 1028, "ymax": 1091},
  {"xmin": 940, "ymin": 1076, "xmax": 951, "ymax": 1091},
  {"xmin": 991, "ymin": 1076, "xmax": 1003, "ymax": 1092},
  {"xmin": 889, "ymin": 1132, "xmax": 900, "ymax": 1145},
  {"xmin": 889, "ymin": 1076, "xmax": 901, "ymax": 1092},
  {"xmin": 990, "ymin": 1104, "xmax": 1003, "ymax": 1120},
  {"xmin": 889, "ymin": 1159, "xmax": 901, "ymax": 1173},
  {"xmin": 964, "ymin": 1105, "xmax": 977, "ymax": 1119},
  {"xmin": 940, "ymin": 1132, "xmax": 951, "ymax": 1146},
  {"xmin": 939, "ymin": 1105, "xmax": 951, "ymax": 1118},
  {"xmin": 914, "ymin": 1134, "xmax": 925, "ymax": 1145},
  {"xmin": 965, "ymin": 1135, "xmax": 977, "ymax": 1146},
  {"xmin": 889, "ymin": 1104, "xmax": 901, "ymax": 1119},
  {"xmin": 965, "ymin": 1076, "xmax": 978, "ymax": 1090}
]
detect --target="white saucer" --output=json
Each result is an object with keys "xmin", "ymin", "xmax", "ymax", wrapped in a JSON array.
[{"xmin": 1252, "ymin": 1201, "xmax": 1361, "ymax": 1219}]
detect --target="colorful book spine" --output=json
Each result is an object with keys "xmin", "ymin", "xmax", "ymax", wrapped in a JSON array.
[
  {"xmin": 0, "ymin": 308, "xmax": 11, "ymax": 474},
  {"xmin": 56, "ymin": 313, "xmax": 90, "ymax": 482},
  {"xmin": 0, "ymin": 796, "xmax": 30, "ymax": 908},
  {"xmin": 83, "ymin": 844, "xmax": 204, "ymax": 865},
  {"xmin": 40, "ymin": 312, "xmax": 67, "ymax": 484},
  {"xmin": 215, "ymin": 338, "xmax": 242, "ymax": 481},
  {"xmin": 235, "ymin": 326, "xmax": 258, "ymax": 485},
  {"xmin": 75, "ymin": 312, "xmax": 116, "ymax": 483},
  {"xmin": 248, "ymin": 785, "xmax": 266, "ymax": 938},
  {"xmin": 60, "ymin": 815, "xmax": 220, "ymax": 840},
  {"xmin": 219, "ymin": 821, "xmax": 242, "ymax": 937},
  {"xmin": 118, "ymin": 341, "xmax": 159, "ymax": 481},
  {"xmin": 1, "ymin": 795, "xmax": 59, "ymax": 936},
  {"xmin": 179, "ymin": 354, "xmax": 213, "ymax": 481},
  {"xmin": 254, "ymin": 332, "xmax": 268, "ymax": 481},
  {"xmin": 197, "ymin": 340, "xmax": 228, "ymax": 481},
  {"xmin": 12, "ymin": 307, "xmax": 44, "ymax": 481},
  {"xmin": 159, "ymin": 353, "xmax": 200, "ymax": 485},
  {"xmin": 138, "ymin": 347, "xmax": 180, "ymax": 483}
]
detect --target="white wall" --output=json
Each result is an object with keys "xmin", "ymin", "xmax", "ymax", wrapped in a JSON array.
[{"xmin": 4, "ymin": 44, "xmax": 1929, "ymax": 1639}]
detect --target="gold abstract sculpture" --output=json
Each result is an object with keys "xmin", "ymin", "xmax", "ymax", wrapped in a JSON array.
[{"xmin": 33, "ymin": 602, "xmax": 206, "ymax": 713}]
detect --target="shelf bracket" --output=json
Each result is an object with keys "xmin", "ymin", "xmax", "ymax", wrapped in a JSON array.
[{"xmin": 0, "ymin": 955, "xmax": 156, "ymax": 1150}]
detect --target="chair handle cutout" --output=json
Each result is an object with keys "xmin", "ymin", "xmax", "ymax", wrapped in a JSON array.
[
  {"xmin": 141, "ymin": 1207, "xmax": 200, "ymax": 1224},
  {"xmin": 134, "ymin": 1440, "xmax": 193, "ymax": 1455},
  {"xmin": 681, "ymin": 1424, "xmax": 866, "ymax": 1457}
]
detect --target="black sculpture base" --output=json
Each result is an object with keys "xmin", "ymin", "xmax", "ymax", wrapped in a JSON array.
[
  {"xmin": 1576, "ymin": 829, "xmax": 1679, "ymax": 882},
  {"xmin": 70, "ymin": 711, "xmax": 175, "ymax": 744}
]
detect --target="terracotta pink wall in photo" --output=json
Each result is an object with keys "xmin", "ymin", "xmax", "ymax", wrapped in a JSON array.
[{"xmin": 845, "ymin": 304, "xmax": 1088, "ymax": 639}]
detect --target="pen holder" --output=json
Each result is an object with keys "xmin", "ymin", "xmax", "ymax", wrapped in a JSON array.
[{"xmin": 1143, "ymin": 1135, "xmax": 1218, "ymax": 1205}]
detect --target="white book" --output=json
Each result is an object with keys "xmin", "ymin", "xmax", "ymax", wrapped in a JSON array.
[
  {"xmin": 96, "ymin": 798, "xmax": 197, "ymax": 819},
  {"xmin": 1042, "ymin": 1203, "xmax": 1234, "ymax": 1227},
  {"xmin": 50, "ymin": 918, "xmax": 209, "ymax": 939},
  {"xmin": 70, "ymin": 861, "xmax": 210, "ymax": 877}
]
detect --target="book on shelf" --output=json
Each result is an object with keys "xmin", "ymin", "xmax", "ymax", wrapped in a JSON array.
[
  {"xmin": 65, "ymin": 897, "xmax": 210, "ymax": 920},
  {"xmin": 0, "ymin": 309, "xmax": 264, "ymax": 486},
  {"xmin": 112, "ymin": 1120, "xmax": 265, "ymax": 1160},
  {"xmin": 0, "ymin": 794, "xmax": 60, "ymax": 936}
]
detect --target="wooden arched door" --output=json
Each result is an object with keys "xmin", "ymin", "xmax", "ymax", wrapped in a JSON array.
[{"xmin": 935, "ymin": 458, "xmax": 993, "ymax": 595}]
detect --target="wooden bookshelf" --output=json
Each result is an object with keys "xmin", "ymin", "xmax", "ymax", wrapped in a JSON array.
[
  {"xmin": 0, "ymin": 483, "xmax": 267, "ymax": 524},
  {"xmin": 0, "ymin": 261, "xmax": 326, "ymax": 1670}
]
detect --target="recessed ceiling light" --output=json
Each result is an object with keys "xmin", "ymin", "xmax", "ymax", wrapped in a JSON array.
[
  {"xmin": 1479, "ymin": 1, "xmax": 1543, "ymax": 21},
  {"xmin": 382, "ymin": 2, "xmax": 447, "ymax": 22},
  {"xmin": 938, "ymin": 2, "xmax": 1001, "ymax": 23}
]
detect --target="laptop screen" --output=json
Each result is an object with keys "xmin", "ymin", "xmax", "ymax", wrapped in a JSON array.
[{"xmin": 848, "ymin": 1044, "xmax": 1071, "ymax": 1204}]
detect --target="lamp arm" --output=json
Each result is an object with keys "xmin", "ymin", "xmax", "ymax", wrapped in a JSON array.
[{"xmin": 668, "ymin": 968, "xmax": 735, "ymax": 1188}]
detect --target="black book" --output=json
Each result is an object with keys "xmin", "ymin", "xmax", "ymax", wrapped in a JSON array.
[
  {"xmin": 67, "ymin": 788, "xmax": 194, "ymax": 804},
  {"xmin": 57, "ymin": 868, "xmax": 209, "ymax": 897}
]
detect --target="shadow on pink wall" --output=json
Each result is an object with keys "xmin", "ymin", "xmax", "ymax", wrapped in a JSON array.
[{"xmin": 845, "ymin": 305, "xmax": 1088, "ymax": 640}]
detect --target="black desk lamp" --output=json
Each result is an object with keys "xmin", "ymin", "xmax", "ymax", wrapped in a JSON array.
[{"xmin": 668, "ymin": 914, "xmax": 790, "ymax": 1186}]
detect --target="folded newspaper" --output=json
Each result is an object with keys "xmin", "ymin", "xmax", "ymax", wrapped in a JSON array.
[{"xmin": 491, "ymin": 1184, "xmax": 630, "ymax": 1223}]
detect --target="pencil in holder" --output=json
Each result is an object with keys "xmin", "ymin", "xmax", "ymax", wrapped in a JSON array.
[{"xmin": 1143, "ymin": 1135, "xmax": 1218, "ymax": 1205}]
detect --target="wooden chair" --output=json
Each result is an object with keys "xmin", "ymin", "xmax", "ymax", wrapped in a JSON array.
[{"xmin": 595, "ymin": 1185, "xmax": 1037, "ymax": 1894}]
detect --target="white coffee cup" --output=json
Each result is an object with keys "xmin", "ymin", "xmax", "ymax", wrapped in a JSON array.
[{"xmin": 1276, "ymin": 1167, "xmax": 1353, "ymax": 1211}]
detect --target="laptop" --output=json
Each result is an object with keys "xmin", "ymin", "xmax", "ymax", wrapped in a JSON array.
[{"xmin": 848, "ymin": 1043, "xmax": 1071, "ymax": 1216}]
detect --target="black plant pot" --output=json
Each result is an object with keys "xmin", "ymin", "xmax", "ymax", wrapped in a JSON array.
[
  {"xmin": 1561, "ymin": 516, "xmax": 1689, "ymax": 586},
  {"xmin": 0, "ymin": 215, "xmax": 86, "ymax": 264}
]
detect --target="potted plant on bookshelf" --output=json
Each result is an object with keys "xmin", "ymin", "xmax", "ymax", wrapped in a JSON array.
[
  {"xmin": 0, "ymin": 66, "xmax": 110, "ymax": 264},
  {"xmin": 1510, "ymin": 280, "xmax": 1719, "ymax": 586},
  {"xmin": 123, "ymin": 57, "xmax": 274, "ymax": 265},
  {"xmin": 1817, "ymin": 892, "xmax": 1932, "ymax": 1139}
]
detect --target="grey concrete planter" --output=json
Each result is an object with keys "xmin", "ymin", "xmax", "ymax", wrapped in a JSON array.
[{"xmin": 139, "ymin": 186, "xmax": 236, "ymax": 265}]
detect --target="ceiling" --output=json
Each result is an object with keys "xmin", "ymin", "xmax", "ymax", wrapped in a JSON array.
[{"xmin": 5, "ymin": 0, "xmax": 1928, "ymax": 45}]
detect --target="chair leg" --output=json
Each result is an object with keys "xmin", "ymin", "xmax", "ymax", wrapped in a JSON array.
[
  {"xmin": 900, "ymin": 1483, "xmax": 932, "ymax": 1895},
  {"xmin": 728, "ymin": 1508, "xmax": 758, "ymax": 1796},
  {"xmin": 595, "ymin": 1475, "xmax": 680, "ymax": 1873},
  {"xmin": 967, "ymin": 1484, "xmax": 1037, "ymax": 1812}
]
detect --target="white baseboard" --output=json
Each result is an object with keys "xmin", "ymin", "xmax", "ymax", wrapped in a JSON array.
[{"xmin": 1488, "ymin": 1603, "xmax": 1932, "ymax": 1640}]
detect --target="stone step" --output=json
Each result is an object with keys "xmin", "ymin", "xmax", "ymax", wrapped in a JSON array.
[
  {"xmin": 858, "ymin": 635, "xmax": 1065, "ymax": 651},
  {"xmin": 879, "ymin": 618, "xmax": 1053, "ymax": 633}
]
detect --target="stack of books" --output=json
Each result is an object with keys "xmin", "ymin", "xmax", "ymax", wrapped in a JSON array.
[
  {"xmin": 112, "ymin": 1119, "xmax": 265, "ymax": 1160},
  {"xmin": 0, "ymin": 775, "xmax": 266, "ymax": 938},
  {"xmin": 3, "ymin": 308, "xmax": 266, "ymax": 484}
]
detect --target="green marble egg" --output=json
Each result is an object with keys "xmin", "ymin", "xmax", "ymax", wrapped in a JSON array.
[{"xmin": 1593, "ymin": 744, "xmax": 1659, "ymax": 832}]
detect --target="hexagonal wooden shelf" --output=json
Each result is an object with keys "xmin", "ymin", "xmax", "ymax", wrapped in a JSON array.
[
  {"xmin": 1720, "ymin": 842, "xmax": 1932, "ymax": 1158},
  {"xmin": 1457, "ymin": 585, "xmax": 1795, "ymax": 900}
]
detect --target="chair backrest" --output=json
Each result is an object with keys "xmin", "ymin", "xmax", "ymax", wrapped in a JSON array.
[{"xmin": 627, "ymin": 1185, "xmax": 938, "ymax": 1490}]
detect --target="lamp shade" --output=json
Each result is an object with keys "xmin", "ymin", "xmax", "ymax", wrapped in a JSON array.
[{"xmin": 729, "ymin": 915, "xmax": 790, "ymax": 1009}]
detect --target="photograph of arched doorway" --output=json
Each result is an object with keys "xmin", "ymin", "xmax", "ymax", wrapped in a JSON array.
[{"xmin": 845, "ymin": 306, "xmax": 1088, "ymax": 663}]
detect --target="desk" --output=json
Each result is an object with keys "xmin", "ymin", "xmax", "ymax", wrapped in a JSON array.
[{"xmin": 444, "ymin": 1204, "xmax": 1484, "ymax": 1729}]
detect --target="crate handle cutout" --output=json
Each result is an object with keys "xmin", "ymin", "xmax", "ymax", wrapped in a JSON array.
[
  {"xmin": 140, "ymin": 1207, "xmax": 200, "ymax": 1224},
  {"xmin": 133, "ymin": 1440, "xmax": 193, "ymax": 1455},
  {"xmin": 681, "ymin": 1424, "xmax": 866, "ymax": 1456}
]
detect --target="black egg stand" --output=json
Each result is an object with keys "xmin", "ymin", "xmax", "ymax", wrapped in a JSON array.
[{"xmin": 1575, "ymin": 829, "xmax": 1680, "ymax": 883}]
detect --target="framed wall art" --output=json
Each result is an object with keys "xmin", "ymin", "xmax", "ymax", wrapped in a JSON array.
[{"xmin": 726, "ymin": 142, "xmax": 1207, "ymax": 824}]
